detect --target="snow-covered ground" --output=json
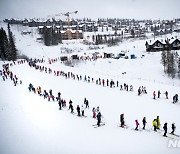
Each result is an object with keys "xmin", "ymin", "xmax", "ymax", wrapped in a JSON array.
[{"xmin": 0, "ymin": 22, "xmax": 180, "ymax": 154}]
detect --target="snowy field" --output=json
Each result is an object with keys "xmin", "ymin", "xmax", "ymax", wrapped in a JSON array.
[{"xmin": 0, "ymin": 22, "xmax": 180, "ymax": 154}]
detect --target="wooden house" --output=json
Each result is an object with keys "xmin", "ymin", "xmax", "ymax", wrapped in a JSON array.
[
  {"xmin": 145, "ymin": 40, "xmax": 165, "ymax": 52},
  {"xmin": 170, "ymin": 39, "xmax": 180, "ymax": 50},
  {"xmin": 145, "ymin": 38, "xmax": 180, "ymax": 52},
  {"xmin": 61, "ymin": 30, "xmax": 83, "ymax": 40}
]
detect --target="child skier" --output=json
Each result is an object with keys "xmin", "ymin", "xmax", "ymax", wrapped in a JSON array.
[
  {"xmin": 170, "ymin": 123, "xmax": 176, "ymax": 135},
  {"xmin": 120, "ymin": 114, "xmax": 125, "ymax": 127},
  {"xmin": 92, "ymin": 107, "xmax": 96, "ymax": 118},
  {"xmin": 77, "ymin": 105, "xmax": 81, "ymax": 116},
  {"xmin": 153, "ymin": 91, "xmax": 156, "ymax": 99},
  {"xmin": 163, "ymin": 123, "xmax": 168, "ymax": 137},
  {"xmin": 135, "ymin": 120, "xmax": 140, "ymax": 131},
  {"xmin": 164, "ymin": 91, "xmax": 168, "ymax": 99},
  {"xmin": 138, "ymin": 87, "xmax": 141, "ymax": 95},
  {"xmin": 81, "ymin": 105, "xmax": 85, "ymax": 116},
  {"xmin": 158, "ymin": 90, "xmax": 161, "ymax": 98},
  {"xmin": 142, "ymin": 117, "xmax": 147, "ymax": 130}
]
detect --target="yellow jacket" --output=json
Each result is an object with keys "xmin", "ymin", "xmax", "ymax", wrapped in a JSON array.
[
  {"xmin": 157, "ymin": 118, "xmax": 160, "ymax": 128},
  {"xmin": 152, "ymin": 120, "xmax": 157, "ymax": 126}
]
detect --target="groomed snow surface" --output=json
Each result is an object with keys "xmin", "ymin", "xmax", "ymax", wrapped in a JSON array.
[{"xmin": 0, "ymin": 23, "xmax": 180, "ymax": 154}]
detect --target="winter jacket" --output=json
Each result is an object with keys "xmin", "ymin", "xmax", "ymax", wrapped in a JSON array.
[
  {"xmin": 163, "ymin": 123, "xmax": 167, "ymax": 131},
  {"xmin": 135, "ymin": 120, "xmax": 139, "ymax": 126},
  {"xmin": 97, "ymin": 112, "xmax": 101, "ymax": 120},
  {"xmin": 157, "ymin": 118, "xmax": 161, "ymax": 128},
  {"xmin": 152, "ymin": 120, "xmax": 157, "ymax": 127}
]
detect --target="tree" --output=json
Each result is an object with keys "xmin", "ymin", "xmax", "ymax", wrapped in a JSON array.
[
  {"xmin": 43, "ymin": 27, "xmax": 51, "ymax": 46},
  {"xmin": 7, "ymin": 24, "xmax": 17, "ymax": 61},
  {"xmin": 51, "ymin": 28, "xmax": 58, "ymax": 45},
  {"xmin": 161, "ymin": 51, "xmax": 167, "ymax": 72},
  {"xmin": 166, "ymin": 51, "xmax": 175, "ymax": 78},
  {"xmin": 178, "ymin": 57, "xmax": 180, "ymax": 78},
  {"xmin": 57, "ymin": 30, "xmax": 62, "ymax": 43},
  {"xmin": 131, "ymin": 29, "xmax": 135, "ymax": 38},
  {"xmin": 92, "ymin": 35, "xmax": 95, "ymax": 42},
  {"xmin": 169, "ymin": 52, "xmax": 176, "ymax": 78},
  {"xmin": 0, "ymin": 28, "xmax": 8, "ymax": 60}
]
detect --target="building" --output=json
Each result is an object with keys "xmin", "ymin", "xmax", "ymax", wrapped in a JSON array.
[
  {"xmin": 61, "ymin": 30, "xmax": 83, "ymax": 40},
  {"xmin": 145, "ymin": 38, "xmax": 180, "ymax": 52}
]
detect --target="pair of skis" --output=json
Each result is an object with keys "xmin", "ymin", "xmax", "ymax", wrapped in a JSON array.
[{"xmin": 93, "ymin": 123, "xmax": 105, "ymax": 128}]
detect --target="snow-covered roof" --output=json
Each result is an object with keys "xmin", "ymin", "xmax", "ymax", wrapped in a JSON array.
[
  {"xmin": 168, "ymin": 38, "xmax": 180, "ymax": 44},
  {"xmin": 38, "ymin": 26, "xmax": 44, "ymax": 29}
]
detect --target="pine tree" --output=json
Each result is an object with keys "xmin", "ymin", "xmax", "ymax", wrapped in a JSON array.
[
  {"xmin": 178, "ymin": 57, "xmax": 180, "ymax": 78},
  {"xmin": 166, "ymin": 50, "xmax": 171, "ymax": 76},
  {"xmin": 131, "ymin": 29, "xmax": 135, "ymax": 38},
  {"xmin": 166, "ymin": 51, "xmax": 176, "ymax": 78},
  {"xmin": 7, "ymin": 24, "xmax": 17, "ymax": 61},
  {"xmin": 43, "ymin": 27, "xmax": 51, "ymax": 46},
  {"xmin": 51, "ymin": 28, "xmax": 58, "ymax": 45},
  {"xmin": 57, "ymin": 30, "xmax": 62, "ymax": 43},
  {"xmin": 0, "ymin": 28, "xmax": 7, "ymax": 60},
  {"xmin": 169, "ymin": 52, "xmax": 175, "ymax": 78},
  {"xmin": 161, "ymin": 51, "xmax": 167, "ymax": 72}
]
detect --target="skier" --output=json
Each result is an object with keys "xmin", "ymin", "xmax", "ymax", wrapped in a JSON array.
[
  {"xmin": 120, "ymin": 114, "xmax": 125, "ymax": 127},
  {"xmin": 43, "ymin": 90, "xmax": 48, "ymax": 99},
  {"xmin": 77, "ymin": 105, "xmax": 81, "ymax": 116},
  {"xmin": 163, "ymin": 123, "xmax": 168, "ymax": 137},
  {"xmin": 173, "ymin": 95, "xmax": 176, "ymax": 104},
  {"xmin": 170, "ymin": 123, "xmax": 176, "ymax": 135},
  {"xmin": 85, "ymin": 99, "xmax": 89, "ymax": 108},
  {"xmin": 144, "ymin": 87, "xmax": 147, "ymax": 94},
  {"xmin": 81, "ymin": 105, "xmax": 85, "ymax": 116},
  {"xmin": 164, "ymin": 91, "xmax": 168, "ymax": 99},
  {"xmin": 69, "ymin": 100, "xmax": 73, "ymax": 110},
  {"xmin": 142, "ymin": 117, "xmax": 147, "ymax": 130},
  {"xmin": 156, "ymin": 116, "xmax": 161, "ymax": 130},
  {"xmin": 130, "ymin": 85, "xmax": 133, "ymax": 91},
  {"xmin": 58, "ymin": 99, "xmax": 62, "ymax": 110},
  {"xmin": 173, "ymin": 94, "xmax": 178, "ymax": 103},
  {"xmin": 120, "ymin": 85, "xmax": 123, "ymax": 90},
  {"xmin": 49, "ymin": 89, "xmax": 54, "ymax": 101},
  {"xmin": 28, "ymin": 83, "xmax": 33, "ymax": 92},
  {"xmin": 110, "ymin": 80, "xmax": 113, "ymax": 88},
  {"xmin": 97, "ymin": 112, "xmax": 102, "ymax": 127},
  {"xmin": 152, "ymin": 119, "xmax": 157, "ymax": 131},
  {"xmin": 175, "ymin": 94, "xmax": 178, "ymax": 103},
  {"xmin": 70, "ymin": 103, "xmax": 74, "ymax": 113},
  {"xmin": 56, "ymin": 92, "xmax": 61, "ymax": 101},
  {"xmin": 63, "ymin": 99, "xmax": 66, "ymax": 107},
  {"xmin": 102, "ymin": 79, "xmax": 105, "ymax": 86},
  {"xmin": 107, "ymin": 79, "xmax": 109, "ymax": 87},
  {"xmin": 158, "ymin": 90, "xmax": 161, "ymax": 98},
  {"xmin": 135, "ymin": 120, "xmax": 140, "ymax": 131},
  {"xmin": 153, "ymin": 91, "xmax": 156, "ymax": 99},
  {"xmin": 117, "ymin": 81, "xmax": 119, "ymax": 87},
  {"xmin": 138, "ymin": 87, "xmax": 141, "ymax": 95},
  {"xmin": 92, "ymin": 107, "xmax": 96, "ymax": 118},
  {"xmin": 84, "ymin": 98, "xmax": 87, "ymax": 104},
  {"xmin": 126, "ymin": 84, "xmax": 128, "ymax": 91}
]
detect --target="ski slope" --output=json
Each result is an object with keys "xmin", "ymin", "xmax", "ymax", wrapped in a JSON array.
[{"xmin": 0, "ymin": 23, "xmax": 180, "ymax": 154}]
